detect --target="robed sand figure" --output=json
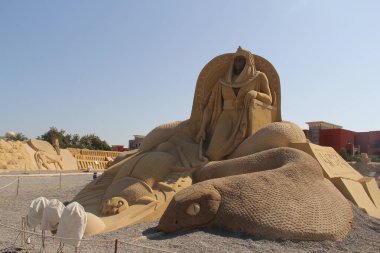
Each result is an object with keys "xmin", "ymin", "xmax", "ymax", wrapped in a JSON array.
[{"xmin": 196, "ymin": 47, "xmax": 274, "ymax": 160}]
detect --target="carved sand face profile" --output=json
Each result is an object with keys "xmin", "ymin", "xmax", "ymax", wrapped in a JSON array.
[{"xmin": 158, "ymin": 185, "xmax": 221, "ymax": 233}]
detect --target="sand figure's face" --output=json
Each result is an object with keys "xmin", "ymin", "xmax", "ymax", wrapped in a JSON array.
[
  {"xmin": 100, "ymin": 197, "xmax": 129, "ymax": 216},
  {"xmin": 158, "ymin": 184, "xmax": 221, "ymax": 232},
  {"xmin": 233, "ymin": 55, "xmax": 246, "ymax": 75}
]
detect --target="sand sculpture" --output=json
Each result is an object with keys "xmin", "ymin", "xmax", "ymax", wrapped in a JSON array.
[
  {"xmin": 72, "ymin": 47, "xmax": 281, "ymax": 235},
  {"xmin": 27, "ymin": 139, "xmax": 78, "ymax": 171},
  {"xmin": 71, "ymin": 47, "xmax": 379, "ymax": 240},
  {"xmin": 0, "ymin": 138, "xmax": 79, "ymax": 171},
  {"xmin": 0, "ymin": 137, "xmax": 122, "ymax": 171}
]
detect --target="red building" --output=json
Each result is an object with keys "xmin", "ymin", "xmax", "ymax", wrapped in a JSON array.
[
  {"xmin": 319, "ymin": 129, "xmax": 355, "ymax": 154},
  {"xmin": 355, "ymin": 131, "xmax": 380, "ymax": 155},
  {"xmin": 306, "ymin": 121, "xmax": 380, "ymax": 156},
  {"xmin": 111, "ymin": 145, "xmax": 129, "ymax": 152}
]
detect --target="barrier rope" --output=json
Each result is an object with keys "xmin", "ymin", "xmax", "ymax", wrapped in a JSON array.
[
  {"xmin": 0, "ymin": 220, "xmax": 176, "ymax": 253},
  {"xmin": 0, "ymin": 178, "xmax": 18, "ymax": 191}
]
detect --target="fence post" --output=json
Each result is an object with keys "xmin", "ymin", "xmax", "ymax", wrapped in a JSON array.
[
  {"xmin": 20, "ymin": 216, "xmax": 25, "ymax": 248},
  {"xmin": 16, "ymin": 177, "xmax": 20, "ymax": 196},
  {"xmin": 114, "ymin": 239, "xmax": 118, "ymax": 253},
  {"xmin": 41, "ymin": 230, "xmax": 45, "ymax": 250}
]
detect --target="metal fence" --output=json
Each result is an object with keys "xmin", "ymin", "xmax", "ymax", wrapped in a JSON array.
[{"xmin": 0, "ymin": 217, "xmax": 175, "ymax": 253}]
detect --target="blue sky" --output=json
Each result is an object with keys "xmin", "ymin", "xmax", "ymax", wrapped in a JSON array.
[{"xmin": 1, "ymin": 0, "xmax": 379, "ymax": 145}]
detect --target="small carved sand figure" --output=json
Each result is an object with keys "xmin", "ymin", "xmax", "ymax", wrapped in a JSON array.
[{"xmin": 34, "ymin": 151, "xmax": 63, "ymax": 170}]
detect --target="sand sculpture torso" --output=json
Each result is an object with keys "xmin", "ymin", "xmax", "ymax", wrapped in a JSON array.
[
  {"xmin": 73, "ymin": 47, "xmax": 354, "ymax": 240},
  {"xmin": 196, "ymin": 47, "xmax": 273, "ymax": 160}
]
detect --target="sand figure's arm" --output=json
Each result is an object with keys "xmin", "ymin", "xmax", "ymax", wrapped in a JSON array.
[{"xmin": 243, "ymin": 73, "xmax": 272, "ymax": 107}]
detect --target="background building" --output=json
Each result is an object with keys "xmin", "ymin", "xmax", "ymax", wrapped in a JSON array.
[
  {"xmin": 305, "ymin": 121, "xmax": 380, "ymax": 156},
  {"xmin": 129, "ymin": 135, "xmax": 145, "ymax": 150},
  {"xmin": 111, "ymin": 145, "xmax": 129, "ymax": 152}
]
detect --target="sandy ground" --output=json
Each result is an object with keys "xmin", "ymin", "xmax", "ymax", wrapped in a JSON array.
[{"xmin": 0, "ymin": 172, "xmax": 380, "ymax": 253}]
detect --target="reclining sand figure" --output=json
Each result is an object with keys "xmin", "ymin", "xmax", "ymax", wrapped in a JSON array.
[{"xmin": 72, "ymin": 47, "xmax": 353, "ymax": 239}]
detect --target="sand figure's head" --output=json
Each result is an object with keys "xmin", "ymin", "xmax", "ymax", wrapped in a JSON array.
[
  {"xmin": 100, "ymin": 197, "xmax": 129, "ymax": 216},
  {"xmin": 158, "ymin": 184, "xmax": 221, "ymax": 233},
  {"xmin": 221, "ymin": 46, "xmax": 257, "ymax": 88},
  {"xmin": 233, "ymin": 55, "xmax": 246, "ymax": 75}
]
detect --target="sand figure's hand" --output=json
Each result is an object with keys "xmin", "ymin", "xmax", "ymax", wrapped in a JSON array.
[{"xmin": 244, "ymin": 90, "xmax": 258, "ymax": 107}]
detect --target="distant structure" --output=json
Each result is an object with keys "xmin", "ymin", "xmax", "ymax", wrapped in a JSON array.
[
  {"xmin": 68, "ymin": 148, "xmax": 121, "ymax": 170},
  {"xmin": 305, "ymin": 121, "xmax": 342, "ymax": 144},
  {"xmin": 305, "ymin": 121, "xmax": 380, "ymax": 155},
  {"xmin": 128, "ymin": 135, "xmax": 145, "ymax": 150},
  {"xmin": 111, "ymin": 145, "xmax": 129, "ymax": 152}
]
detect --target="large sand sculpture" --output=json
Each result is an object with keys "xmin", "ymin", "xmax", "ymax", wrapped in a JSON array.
[{"xmin": 71, "ymin": 47, "xmax": 379, "ymax": 240}]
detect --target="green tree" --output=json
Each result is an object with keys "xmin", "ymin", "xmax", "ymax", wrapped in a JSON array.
[
  {"xmin": 38, "ymin": 127, "xmax": 111, "ymax": 150},
  {"xmin": 5, "ymin": 132, "xmax": 28, "ymax": 141},
  {"xmin": 69, "ymin": 134, "xmax": 81, "ymax": 148},
  {"xmin": 339, "ymin": 148, "xmax": 349, "ymax": 161},
  {"xmin": 79, "ymin": 134, "xmax": 111, "ymax": 150},
  {"xmin": 37, "ymin": 127, "xmax": 71, "ymax": 148}
]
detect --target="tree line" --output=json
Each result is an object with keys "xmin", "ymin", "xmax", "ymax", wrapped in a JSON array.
[{"xmin": 2, "ymin": 127, "xmax": 111, "ymax": 151}]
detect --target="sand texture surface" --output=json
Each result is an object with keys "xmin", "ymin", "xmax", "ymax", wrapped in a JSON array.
[{"xmin": 0, "ymin": 172, "xmax": 380, "ymax": 252}]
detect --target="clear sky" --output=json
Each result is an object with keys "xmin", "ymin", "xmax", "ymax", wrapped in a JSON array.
[{"xmin": 1, "ymin": 0, "xmax": 379, "ymax": 146}]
